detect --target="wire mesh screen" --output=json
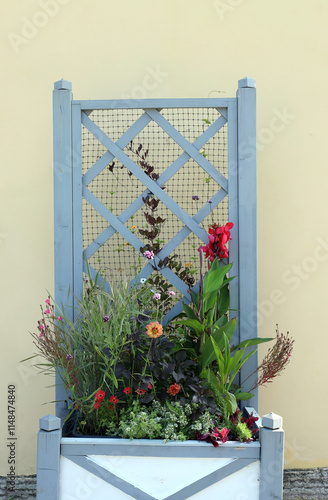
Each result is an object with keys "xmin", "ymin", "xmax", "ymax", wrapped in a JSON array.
[{"xmin": 81, "ymin": 107, "xmax": 229, "ymax": 286}]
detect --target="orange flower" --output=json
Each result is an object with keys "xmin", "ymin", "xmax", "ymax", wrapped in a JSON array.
[
  {"xmin": 167, "ymin": 383, "xmax": 181, "ymax": 396},
  {"xmin": 145, "ymin": 322, "xmax": 163, "ymax": 339}
]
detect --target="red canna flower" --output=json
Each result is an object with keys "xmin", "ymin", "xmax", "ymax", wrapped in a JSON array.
[
  {"xmin": 109, "ymin": 395, "xmax": 118, "ymax": 404},
  {"xmin": 200, "ymin": 222, "xmax": 234, "ymax": 262},
  {"xmin": 123, "ymin": 386, "xmax": 131, "ymax": 395},
  {"xmin": 167, "ymin": 383, "xmax": 181, "ymax": 396}
]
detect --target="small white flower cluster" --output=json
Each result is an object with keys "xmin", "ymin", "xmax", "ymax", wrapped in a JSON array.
[{"xmin": 189, "ymin": 410, "xmax": 213, "ymax": 434}]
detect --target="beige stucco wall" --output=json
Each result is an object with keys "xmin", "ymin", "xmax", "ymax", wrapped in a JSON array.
[{"xmin": 0, "ymin": 0, "xmax": 327, "ymax": 475}]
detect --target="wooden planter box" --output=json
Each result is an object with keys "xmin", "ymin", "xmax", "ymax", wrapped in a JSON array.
[{"xmin": 36, "ymin": 409, "xmax": 284, "ymax": 500}]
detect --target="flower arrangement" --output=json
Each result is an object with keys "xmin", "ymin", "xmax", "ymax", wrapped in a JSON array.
[{"xmin": 28, "ymin": 222, "xmax": 293, "ymax": 446}]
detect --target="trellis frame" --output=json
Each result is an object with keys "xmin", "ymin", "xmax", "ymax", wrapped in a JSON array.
[{"xmin": 53, "ymin": 77, "xmax": 257, "ymax": 417}]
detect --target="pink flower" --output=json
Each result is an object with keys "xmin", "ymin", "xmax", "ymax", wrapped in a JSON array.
[
  {"xmin": 153, "ymin": 293, "xmax": 161, "ymax": 300},
  {"xmin": 44, "ymin": 309, "xmax": 51, "ymax": 315},
  {"xmin": 143, "ymin": 250, "xmax": 155, "ymax": 260},
  {"xmin": 57, "ymin": 316, "xmax": 63, "ymax": 321},
  {"xmin": 169, "ymin": 291, "xmax": 175, "ymax": 296},
  {"xmin": 136, "ymin": 388, "xmax": 146, "ymax": 395},
  {"xmin": 39, "ymin": 332, "xmax": 44, "ymax": 338},
  {"xmin": 38, "ymin": 324, "xmax": 44, "ymax": 331},
  {"xmin": 45, "ymin": 299, "xmax": 51, "ymax": 305}
]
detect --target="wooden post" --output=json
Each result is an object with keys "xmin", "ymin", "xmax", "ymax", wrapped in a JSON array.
[
  {"xmin": 260, "ymin": 412, "xmax": 284, "ymax": 500},
  {"xmin": 236, "ymin": 77, "xmax": 258, "ymax": 409},
  {"xmin": 36, "ymin": 415, "xmax": 62, "ymax": 500},
  {"xmin": 53, "ymin": 79, "xmax": 73, "ymax": 417}
]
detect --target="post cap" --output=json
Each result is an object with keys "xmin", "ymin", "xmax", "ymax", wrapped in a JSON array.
[
  {"xmin": 238, "ymin": 77, "xmax": 256, "ymax": 89},
  {"xmin": 54, "ymin": 79, "xmax": 72, "ymax": 91},
  {"xmin": 262, "ymin": 412, "xmax": 283, "ymax": 429},
  {"xmin": 39, "ymin": 414, "xmax": 61, "ymax": 431}
]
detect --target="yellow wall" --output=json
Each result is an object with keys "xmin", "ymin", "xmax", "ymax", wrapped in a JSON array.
[{"xmin": 1, "ymin": 0, "xmax": 327, "ymax": 474}]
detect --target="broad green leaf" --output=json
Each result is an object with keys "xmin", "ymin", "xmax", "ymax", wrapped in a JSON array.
[
  {"xmin": 232, "ymin": 337, "xmax": 274, "ymax": 351},
  {"xmin": 189, "ymin": 289, "xmax": 198, "ymax": 304},
  {"xmin": 203, "ymin": 265, "xmax": 232, "ymax": 295},
  {"xmin": 200, "ymin": 318, "xmax": 237, "ymax": 369},
  {"xmin": 203, "ymin": 290, "xmax": 218, "ymax": 313},
  {"xmin": 203, "ymin": 259, "xmax": 228, "ymax": 290},
  {"xmin": 173, "ymin": 319, "xmax": 205, "ymax": 335},
  {"xmin": 235, "ymin": 391, "xmax": 254, "ymax": 401},
  {"xmin": 227, "ymin": 348, "xmax": 245, "ymax": 375},
  {"xmin": 224, "ymin": 391, "xmax": 237, "ymax": 414},
  {"xmin": 218, "ymin": 281, "xmax": 230, "ymax": 315},
  {"xmin": 213, "ymin": 315, "xmax": 228, "ymax": 329},
  {"xmin": 226, "ymin": 349, "xmax": 257, "ymax": 392},
  {"xmin": 182, "ymin": 303, "xmax": 197, "ymax": 320}
]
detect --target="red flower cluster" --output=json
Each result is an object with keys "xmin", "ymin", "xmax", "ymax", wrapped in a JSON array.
[
  {"xmin": 200, "ymin": 222, "xmax": 234, "ymax": 262},
  {"xmin": 167, "ymin": 383, "xmax": 181, "ymax": 396},
  {"xmin": 93, "ymin": 388, "xmax": 105, "ymax": 409}
]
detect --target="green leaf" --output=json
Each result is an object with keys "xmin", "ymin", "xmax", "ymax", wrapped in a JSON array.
[
  {"xmin": 203, "ymin": 264, "xmax": 232, "ymax": 295},
  {"xmin": 234, "ymin": 392, "xmax": 254, "ymax": 401},
  {"xmin": 231, "ymin": 337, "xmax": 274, "ymax": 351},
  {"xmin": 200, "ymin": 318, "xmax": 237, "ymax": 369},
  {"xmin": 224, "ymin": 391, "xmax": 237, "ymax": 415},
  {"xmin": 227, "ymin": 348, "xmax": 245, "ymax": 376},
  {"xmin": 182, "ymin": 303, "xmax": 197, "ymax": 320},
  {"xmin": 173, "ymin": 319, "xmax": 204, "ymax": 335},
  {"xmin": 189, "ymin": 289, "xmax": 198, "ymax": 304},
  {"xmin": 218, "ymin": 282, "xmax": 230, "ymax": 315},
  {"xmin": 213, "ymin": 315, "xmax": 228, "ymax": 329},
  {"xmin": 203, "ymin": 290, "xmax": 218, "ymax": 313}
]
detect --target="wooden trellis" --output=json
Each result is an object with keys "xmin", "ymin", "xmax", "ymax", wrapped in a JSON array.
[{"xmin": 53, "ymin": 77, "xmax": 257, "ymax": 416}]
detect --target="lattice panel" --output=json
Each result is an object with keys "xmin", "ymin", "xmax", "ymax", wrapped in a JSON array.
[{"xmin": 81, "ymin": 106, "xmax": 229, "ymax": 321}]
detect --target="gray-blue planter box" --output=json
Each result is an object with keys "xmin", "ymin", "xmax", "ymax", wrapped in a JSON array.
[{"xmin": 36, "ymin": 409, "xmax": 284, "ymax": 500}]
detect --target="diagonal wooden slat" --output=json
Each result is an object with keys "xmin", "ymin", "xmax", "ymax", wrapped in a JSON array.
[
  {"xmin": 144, "ymin": 108, "xmax": 228, "ymax": 192},
  {"xmin": 156, "ymin": 114, "xmax": 227, "ymax": 186},
  {"xmin": 83, "ymin": 186, "xmax": 197, "ymax": 298},
  {"xmin": 83, "ymin": 112, "xmax": 152, "ymax": 186},
  {"xmin": 81, "ymin": 112, "xmax": 209, "ymax": 240},
  {"xmin": 129, "ymin": 188, "xmax": 227, "ymax": 287}
]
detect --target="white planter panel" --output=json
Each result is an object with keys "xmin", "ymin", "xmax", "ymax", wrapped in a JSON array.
[{"xmin": 59, "ymin": 440, "xmax": 261, "ymax": 500}]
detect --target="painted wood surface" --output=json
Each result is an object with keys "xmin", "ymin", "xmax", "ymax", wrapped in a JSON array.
[
  {"xmin": 37, "ymin": 410, "xmax": 284, "ymax": 500},
  {"xmin": 74, "ymin": 98, "xmax": 236, "ymax": 110},
  {"xmin": 236, "ymin": 77, "xmax": 258, "ymax": 408},
  {"xmin": 53, "ymin": 80, "xmax": 73, "ymax": 417},
  {"xmin": 59, "ymin": 454, "xmax": 260, "ymax": 500}
]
